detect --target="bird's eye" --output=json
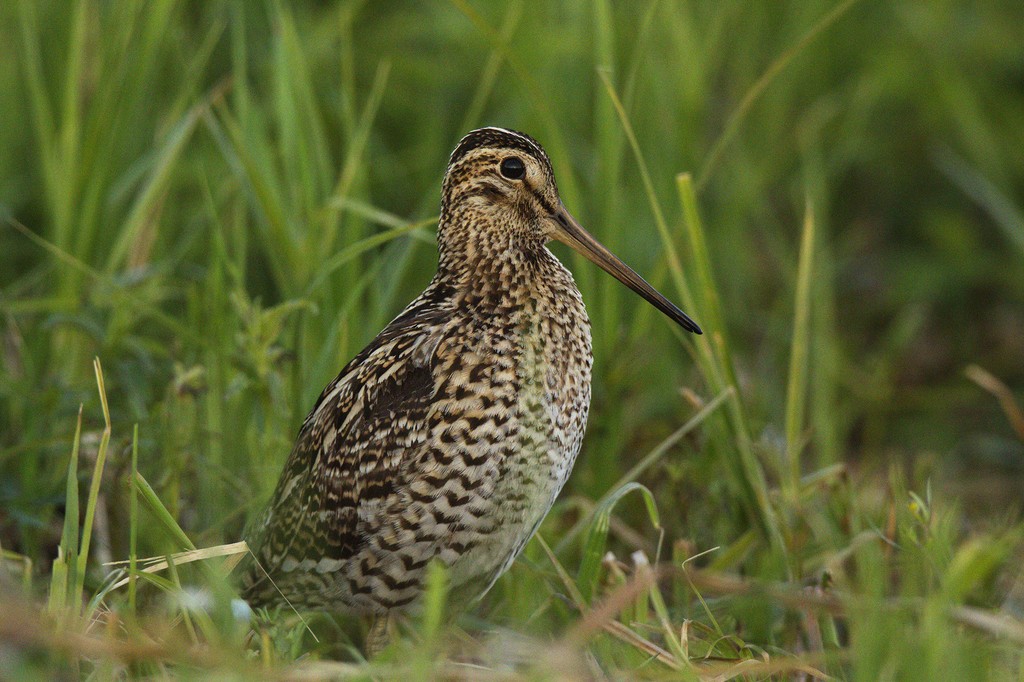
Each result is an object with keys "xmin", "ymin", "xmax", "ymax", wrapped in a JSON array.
[{"xmin": 499, "ymin": 157, "xmax": 526, "ymax": 180}]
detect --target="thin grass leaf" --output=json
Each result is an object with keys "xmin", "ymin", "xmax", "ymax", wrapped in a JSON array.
[
  {"xmin": 273, "ymin": 4, "xmax": 333, "ymax": 218},
  {"xmin": 456, "ymin": 1, "xmax": 525, "ymax": 135},
  {"xmin": 784, "ymin": 201, "xmax": 816, "ymax": 499},
  {"xmin": 675, "ymin": 174, "xmax": 730, "ymax": 361},
  {"xmin": 74, "ymin": 358, "xmax": 113, "ymax": 615},
  {"xmin": 935, "ymin": 147, "xmax": 1024, "ymax": 258},
  {"xmin": 5, "ymin": 218, "xmax": 203, "ymax": 345},
  {"xmin": 635, "ymin": 553, "xmax": 689, "ymax": 664},
  {"xmin": 48, "ymin": 406, "xmax": 83, "ymax": 616},
  {"xmin": 695, "ymin": 0, "xmax": 862, "ymax": 191},
  {"xmin": 606, "ymin": 388, "xmax": 731, "ymax": 497},
  {"xmin": 132, "ymin": 471, "xmax": 196, "ymax": 552},
  {"xmin": 534, "ymin": 534, "xmax": 586, "ymax": 611},
  {"xmin": 16, "ymin": 1, "xmax": 57, "ymax": 215},
  {"xmin": 677, "ymin": 174, "xmax": 786, "ymax": 562},
  {"xmin": 55, "ymin": 0, "xmax": 88, "ymax": 251},
  {"xmin": 591, "ymin": 2, "xmax": 626, "ymax": 350},
  {"xmin": 129, "ymin": 423, "xmax": 139, "ymax": 615},
  {"xmin": 305, "ymin": 216, "xmax": 435, "ymax": 297},
  {"xmin": 448, "ymin": 0, "xmax": 580, "ymax": 207},
  {"xmin": 206, "ymin": 104, "xmax": 295, "ymax": 294},
  {"xmin": 104, "ymin": 100, "xmax": 206, "ymax": 272},
  {"xmin": 965, "ymin": 365, "xmax": 1024, "ymax": 441},
  {"xmin": 597, "ymin": 70, "xmax": 697, "ymax": 318},
  {"xmin": 577, "ymin": 482, "xmax": 659, "ymax": 603},
  {"xmin": 323, "ymin": 60, "xmax": 392, "ymax": 258},
  {"xmin": 165, "ymin": 553, "xmax": 199, "ymax": 644},
  {"xmin": 553, "ymin": 389, "xmax": 730, "ymax": 559},
  {"xmin": 329, "ymin": 197, "xmax": 438, "ymax": 233}
]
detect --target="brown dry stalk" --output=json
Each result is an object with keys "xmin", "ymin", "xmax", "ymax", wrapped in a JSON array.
[{"xmin": 966, "ymin": 364, "xmax": 1024, "ymax": 441}]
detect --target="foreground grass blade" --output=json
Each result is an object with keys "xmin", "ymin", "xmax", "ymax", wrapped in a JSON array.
[
  {"xmin": 73, "ymin": 358, "xmax": 112, "ymax": 615},
  {"xmin": 784, "ymin": 201, "xmax": 816, "ymax": 500},
  {"xmin": 577, "ymin": 482, "xmax": 659, "ymax": 603},
  {"xmin": 48, "ymin": 407, "xmax": 83, "ymax": 616},
  {"xmin": 129, "ymin": 424, "xmax": 139, "ymax": 615},
  {"xmin": 105, "ymin": 542, "xmax": 249, "ymax": 590},
  {"xmin": 132, "ymin": 471, "xmax": 197, "ymax": 552}
]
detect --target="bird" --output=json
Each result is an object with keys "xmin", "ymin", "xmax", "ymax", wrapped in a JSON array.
[{"xmin": 240, "ymin": 127, "xmax": 701, "ymax": 651}]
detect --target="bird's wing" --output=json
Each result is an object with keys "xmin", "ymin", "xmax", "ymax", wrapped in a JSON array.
[{"xmin": 242, "ymin": 294, "xmax": 451, "ymax": 605}]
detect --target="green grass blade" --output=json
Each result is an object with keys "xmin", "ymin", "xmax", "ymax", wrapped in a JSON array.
[
  {"xmin": 305, "ymin": 216, "xmax": 434, "ymax": 297},
  {"xmin": 323, "ymin": 60, "xmax": 392, "ymax": 260},
  {"xmin": 935, "ymin": 147, "xmax": 1024, "ymax": 258},
  {"xmin": 129, "ymin": 423, "xmax": 139, "ymax": 615},
  {"xmin": 449, "ymin": 0, "xmax": 580, "ymax": 208},
  {"xmin": 132, "ymin": 471, "xmax": 197, "ymax": 552},
  {"xmin": 607, "ymin": 388, "xmax": 732, "ymax": 498},
  {"xmin": 103, "ymin": 101, "xmax": 205, "ymax": 272},
  {"xmin": 456, "ymin": 1, "xmax": 524, "ymax": 135},
  {"xmin": 16, "ymin": 1, "xmax": 57, "ymax": 218},
  {"xmin": 784, "ymin": 201, "xmax": 816, "ymax": 500},
  {"xmin": 74, "ymin": 358, "xmax": 113, "ymax": 615},
  {"xmin": 578, "ymin": 482, "xmax": 659, "ymax": 603},
  {"xmin": 5, "ymin": 217, "xmax": 203, "ymax": 345},
  {"xmin": 677, "ymin": 173, "xmax": 786, "ymax": 563},
  {"xmin": 47, "ymin": 406, "xmax": 83, "ymax": 616},
  {"xmin": 695, "ymin": 0, "xmax": 862, "ymax": 191},
  {"xmin": 675, "ymin": 174, "xmax": 728, "ymax": 355},
  {"xmin": 597, "ymin": 70, "xmax": 697, "ymax": 317},
  {"xmin": 206, "ymin": 104, "xmax": 295, "ymax": 295}
]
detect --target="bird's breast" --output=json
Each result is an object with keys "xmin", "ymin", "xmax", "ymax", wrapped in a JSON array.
[{"xmin": 435, "ymin": 253, "xmax": 593, "ymax": 587}]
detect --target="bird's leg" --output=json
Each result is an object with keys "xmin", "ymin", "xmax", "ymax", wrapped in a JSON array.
[{"xmin": 364, "ymin": 611, "xmax": 393, "ymax": 657}]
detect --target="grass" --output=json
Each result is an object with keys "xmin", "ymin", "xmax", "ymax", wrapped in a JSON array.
[{"xmin": 2, "ymin": 0, "xmax": 1024, "ymax": 678}]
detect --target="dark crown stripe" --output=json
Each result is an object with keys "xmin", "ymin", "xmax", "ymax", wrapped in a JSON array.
[{"xmin": 448, "ymin": 127, "xmax": 548, "ymax": 167}]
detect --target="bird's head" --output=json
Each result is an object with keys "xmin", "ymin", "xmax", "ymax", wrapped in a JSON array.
[
  {"xmin": 439, "ymin": 127, "xmax": 701, "ymax": 334},
  {"xmin": 441, "ymin": 127, "xmax": 561, "ymax": 247}
]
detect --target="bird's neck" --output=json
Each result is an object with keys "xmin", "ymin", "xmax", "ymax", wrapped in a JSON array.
[
  {"xmin": 436, "ymin": 209, "xmax": 549, "ymax": 285},
  {"xmin": 436, "ymin": 236, "xmax": 573, "ymax": 310}
]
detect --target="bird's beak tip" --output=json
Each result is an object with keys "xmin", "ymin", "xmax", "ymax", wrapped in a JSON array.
[{"xmin": 550, "ymin": 205, "xmax": 702, "ymax": 335}]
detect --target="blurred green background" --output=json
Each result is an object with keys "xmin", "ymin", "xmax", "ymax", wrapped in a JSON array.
[{"xmin": 1, "ymin": 0, "xmax": 1023, "ymax": 674}]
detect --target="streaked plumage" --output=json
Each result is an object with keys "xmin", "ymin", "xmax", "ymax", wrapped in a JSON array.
[{"xmin": 241, "ymin": 128, "xmax": 700, "ymax": 628}]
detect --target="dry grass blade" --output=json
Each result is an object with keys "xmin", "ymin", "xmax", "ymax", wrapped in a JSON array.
[
  {"xmin": 104, "ymin": 542, "xmax": 249, "ymax": 590},
  {"xmin": 543, "ymin": 540, "xmax": 685, "ymax": 671},
  {"xmin": 602, "ymin": 619, "xmax": 684, "ymax": 672},
  {"xmin": 951, "ymin": 605, "xmax": 1024, "ymax": 643},
  {"xmin": 681, "ymin": 568, "xmax": 843, "ymax": 615},
  {"xmin": 695, "ymin": 653, "xmax": 836, "ymax": 681},
  {"xmin": 685, "ymin": 567, "xmax": 1024, "ymax": 645},
  {"xmin": 564, "ymin": 562, "xmax": 663, "ymax": 645},
  {"xmin": 0, "ymin": 595, "xmax": 235, "ymax": 669},
  {"xmin": 965, "ymin": 364, "xmax": 1024, "ymax": 441}
]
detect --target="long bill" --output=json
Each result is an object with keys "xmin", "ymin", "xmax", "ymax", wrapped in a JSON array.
[{"xmin": 551, "ymin": 202, "xmax": 702, "ymax": 335}]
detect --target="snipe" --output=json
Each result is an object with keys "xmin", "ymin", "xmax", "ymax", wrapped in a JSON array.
[{"xmin": 241, "ymin": 127, "xmax": 701, "ymax": 649}]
